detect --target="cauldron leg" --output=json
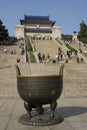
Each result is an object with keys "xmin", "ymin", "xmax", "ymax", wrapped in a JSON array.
[
  {"xmin": 36, "ymin": 105, "xmax": 44, "ymax": 114},
  {"xmin": 50, "ymin": 101, "xmax": 57, "ymax": 117},
  {"xmin": 24, "ymin": 102, "xmax": 32, "ymax": 118}
]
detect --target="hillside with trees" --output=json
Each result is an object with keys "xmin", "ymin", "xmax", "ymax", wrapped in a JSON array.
[
  {"xmin": 61, "ymin": 34, "xmax": 72, "ymax": 42},
  {"xmin": 0, "ymin": 19, "xmax": 9, "ymax": 42},
  {"xmin": 78, "ymin": 20, "xmax": 87, "ymax": 44}
]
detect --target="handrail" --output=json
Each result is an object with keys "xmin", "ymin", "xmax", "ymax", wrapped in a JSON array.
[
  {"xmin": 15, "ymin": 65, "xmax": 21, "ymax": 76},
  {"xmin": 59, "ymin": 64, "xmax": 65, "ymax": 76}
]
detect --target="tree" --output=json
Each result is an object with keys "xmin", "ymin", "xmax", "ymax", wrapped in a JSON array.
[
  {"xmin": 0, "ymin": 19, "xmax": 9, "ymax": 41},
  {"xmin": 78, "ymin": 20, "xmax": 87, "ymax": 44},
  {"xmin": 73, "ymin": 31, "xmax": 76, "ymax": 34},
  {"xmin": 61, "ymin": 34, "xmax": 72, "ymax": 41}
]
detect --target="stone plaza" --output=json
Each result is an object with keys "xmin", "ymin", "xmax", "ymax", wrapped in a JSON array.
[{"xmin": 0, "ymin": 38, "xmax": 87, "ymax": 130}]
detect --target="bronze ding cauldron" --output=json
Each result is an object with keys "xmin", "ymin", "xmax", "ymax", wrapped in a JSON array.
[{"xmin": 15, "ymin": 64, "xmax": 64, "ymax": 126}]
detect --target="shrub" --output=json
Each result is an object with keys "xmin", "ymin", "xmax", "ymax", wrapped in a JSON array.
[
  {"xmin": 26, "ymin": 39, "xmax": 36, "ymax": 63},
  {"xmin": 66, "ymin": 44, "xmax": 77, "ymax": 52},
  {"xmin": 29, "ymin": 52, "xmax": 36, "ymax": 63}
]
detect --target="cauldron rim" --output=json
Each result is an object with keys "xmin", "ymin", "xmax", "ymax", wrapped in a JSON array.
[{"xmin": 17, "ymin": 75, "xmax": 62, "ymax": 78}]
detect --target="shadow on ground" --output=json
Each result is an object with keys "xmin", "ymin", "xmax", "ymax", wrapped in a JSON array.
[{"xmin": 57, "ymin": 106, "xmax": 87, "ymax": 118}]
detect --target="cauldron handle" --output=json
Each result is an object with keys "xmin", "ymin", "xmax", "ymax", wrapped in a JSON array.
[
  {"xmin": 15, "ymin": 65, "xmax": 21, "ymax": 76},
  {"xmin": 59, "ymin": 64, "xmax": 65, "ymax": 76}
]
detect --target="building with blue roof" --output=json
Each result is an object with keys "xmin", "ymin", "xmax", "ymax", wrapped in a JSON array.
[{"xmin": 15, "ymin": 15, "xmax": 61, "ymax": 39}]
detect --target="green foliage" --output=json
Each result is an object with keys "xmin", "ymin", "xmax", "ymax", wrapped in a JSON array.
[
  {"xmin": 66, "ymin": 44, "xmax": 77, "ymax": 52},
  {"xmin": 29, "ymin": 51, "xmax": 36, "ymax": 63},
  {"xmin": 78, "ymin": 20, "xmax": 87, "ymax": 43},
  {"xmin": 26, "ymin": 40, "xmax": 33, "ymax": 52},
  {"xmin": 55, "ymin": 38, "xmax": 62, "ymax": 45},
  {"xmin": 0, "ymin": 19, "xmax": 9, "ymax": 41},
  {"xmin": 61, "ymin": 34, "xmax": 72, "ymax": 41},
  {"xmin": 26, "ymin": 39, "xmax": 36, "ymax": 63}
]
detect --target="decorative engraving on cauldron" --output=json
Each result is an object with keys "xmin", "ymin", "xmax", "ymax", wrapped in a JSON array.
[{"xmin": 15, "ymin": 64, "xmax": 64, "ymax": 126}]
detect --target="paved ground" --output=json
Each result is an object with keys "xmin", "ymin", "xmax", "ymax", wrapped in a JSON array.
[{"xmin": 0, "ymin": 98, "xmax": 87, "ymax": 130}]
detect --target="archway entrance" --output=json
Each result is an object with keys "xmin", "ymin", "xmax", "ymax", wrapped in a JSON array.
[{"xmin": 33, "ymin": 34, "xmax": 43, "ymax": 40}]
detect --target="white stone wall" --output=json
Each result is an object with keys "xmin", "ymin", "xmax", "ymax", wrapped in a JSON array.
[
  {"xmin": 52, "ymin": 26, "xmax": 61, "ymax": 39},
  {"xmin": 72, "ymin": 33, "xmax": 78, "ymax": 41},
  {"xmin": 26, "ymin": 32, "xmax": 52, "ymax": 37},
  {"xmin": 15, "ymin": 25, "xmax": 25, "ymax": 39},
  {"xmin": 15, "ymin": 25, "xmax": 61, "ymax": 39},
  {"xmin": 23, "ymin": 23, "xmax": 52, "ymax": 28}
]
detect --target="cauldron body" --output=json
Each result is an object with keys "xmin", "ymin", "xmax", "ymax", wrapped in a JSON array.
[
  {"xmin": 15, "ymin": 64, "xmax": 64, "ymax": 119},
  {"xmin": 17, "ymin": 75, "xmax": 63, "ymax": 105}
]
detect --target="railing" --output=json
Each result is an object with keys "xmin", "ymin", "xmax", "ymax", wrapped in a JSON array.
[{"xmin": 24, "ymin": 38, "xmax": 31, "ymax": 75}]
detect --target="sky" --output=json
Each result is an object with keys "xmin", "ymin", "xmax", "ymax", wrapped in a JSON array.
[{"xmin": 0, "ymin": 0, "xmax": 87, "ymax": 36}]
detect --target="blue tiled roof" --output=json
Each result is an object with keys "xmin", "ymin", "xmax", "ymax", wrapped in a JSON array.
[
  {"xmin": 20, "ymin": 15, "xmax": 55, "ymax": 26},
  {"xmin": 25, "ymin": 15, "xmax": 50, "ymax": 22}
]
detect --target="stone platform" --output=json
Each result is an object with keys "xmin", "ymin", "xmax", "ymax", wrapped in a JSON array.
[{"xmin": 0, "ymin": 98, "xmax": 87, "ymax": 130}]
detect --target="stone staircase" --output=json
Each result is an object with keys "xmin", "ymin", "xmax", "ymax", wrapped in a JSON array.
[
  {"xmin": 30, "ymin": 62, "xmax": 87, "ymax": 98},
  {"xmin": 63, "ymin": 63, "xmax": 87, "ymax": 98},
  {"xmin": 0, "ymin": 41, "xmax": 27, "ymax": 98},
  {"xmin": 0, "ymin": 39, "xmax": 87, "ymax": 98},
  {"xmin": 32, "ymin": 39, "xmax": 61, "ymax": 59},
  {"xmin": 32, "ymin": 39, "xmax": 79, "ymax": 63}
]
